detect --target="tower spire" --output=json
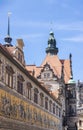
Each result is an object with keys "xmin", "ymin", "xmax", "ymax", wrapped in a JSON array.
[
  {"xmin": 4, "ymin": 12, "xmax": 12, "ymax": 47},
  {"xmin": 8, "ymin": 12, "xmax": 10, "ymax": 36},
  {"xmin": 69, "ymin": 53, "xmax": 73, "ymax": 79}
]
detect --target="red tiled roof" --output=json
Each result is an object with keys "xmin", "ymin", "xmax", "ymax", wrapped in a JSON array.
[{"xmin": 26, "ymin": 54, "xmax": 70, "ymax": 84}]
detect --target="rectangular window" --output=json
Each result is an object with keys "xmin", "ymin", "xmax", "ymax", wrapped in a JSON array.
[
  {"xmin": 34, "ymin": 93, "xmax": 38, "ymax": 103},
  {"xmin": 56, "ymin": 106, "xmax": 58, "ymax": 116},
  {"xmin": 53, "ymin": 104, "xmax": 55, "ymax": 114},
  {"xmin": 17, "ymin": 81, "xmax": 23, "ymax": 95},
  {"xmin": 45, "ymin": 99, "xmax": 48, "ymax": 110}
]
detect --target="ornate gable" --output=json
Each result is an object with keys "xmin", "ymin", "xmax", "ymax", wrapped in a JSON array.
[{"xmin": 37, "ymin": 63, "xmax": 58, "ymax": 80}]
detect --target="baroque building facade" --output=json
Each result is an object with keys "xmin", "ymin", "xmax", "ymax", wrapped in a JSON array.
[
  {"xmin": 0, "ymin": 40, "xmax": 62, "ymax": 130},
  {"xmin": 0, "ymin": 17, "xmax": 62, "ymax": 130},
  {"xmin": 26, "ymin": 31, "xmax": 77, "ymax": 130},
  {"xmin": 0, "ymin": 16, "xmax": 79, "ymax": 130},
  {"xmin": 76, "ymin": 81, "xmax": 83, "ymax": 130}
]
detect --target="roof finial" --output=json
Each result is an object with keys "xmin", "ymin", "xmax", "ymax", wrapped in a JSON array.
[
  {"xmin": 69, "ymin": 53, "xmax": 73, "ymax": 79},
  {"xmin": 4, "ymin": 12, "xmax": 12, "ymax": 47}
]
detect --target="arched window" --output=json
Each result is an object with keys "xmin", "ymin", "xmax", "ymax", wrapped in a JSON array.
[
  {"xmin": 17, "ymin": 74, "xmax": 24, "ymax": 95},
  {"xmin": 26, "ymin": 82, "xmax": 32, "ymax": 100},
  {"xmin": 6, "ymin": 65, "xmax": 14, "ymax": 88},
  {"xmin": 40, "ymin": 93, "xmax": 44, "ymax": 107},
  {"xmin": 34, "ymin": 88, "xmax": 39, "ymax": 104},
  {"xmin": 45, "ymin": 97, "xmax": 48, "ymax": 110}
]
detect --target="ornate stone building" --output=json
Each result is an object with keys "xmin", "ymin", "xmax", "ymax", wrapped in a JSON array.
[
  {"xmin": 0, "ymin": 15, "xmax": 79, "ymax": 130},
  {"xmin": 0, "ymin": 17, "xmax": 62, "ymax": 130},
  {"xmin": 26, "ymin": 31, "xmax": 77, "ymax": 130},
  {"xmin": 76, "ymin": 81, "xmax": 83, "ymax": 130}
]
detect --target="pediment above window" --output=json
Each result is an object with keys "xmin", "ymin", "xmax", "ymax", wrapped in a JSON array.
[
  {"xmin": 17, "ymin": 74, "xmax": 25, "ymax": 82},
  {"xmin": 6, "ymin": 65, "xmax": 14, "ymax": 74},
  {"xmin": 27, "ymin": 82, "xmax": 32, "ymax": 88}
]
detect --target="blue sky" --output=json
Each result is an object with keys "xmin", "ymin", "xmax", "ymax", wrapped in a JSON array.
[{"xmin": 0, "ymin": 0, "xmax": 83, "ymax": 81}]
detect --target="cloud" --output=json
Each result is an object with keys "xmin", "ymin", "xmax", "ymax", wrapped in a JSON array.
[
  {"xmin": 54, "ymin": 21, "xmax": 83, "ymax": 31},
  {"xmin": 61, "ymin": 35, "xmax": 83, "ymax": 42},
  {"xmin": 21, "ymin": 33, "xmax": 44, "ymax": 39},
  {"xmin": 13, "ymin": 33, "xmax": 45, "ymax": 42},
  {"xmin": 12, "ymin": 20, "xmax": 83, "ymax": 32}
]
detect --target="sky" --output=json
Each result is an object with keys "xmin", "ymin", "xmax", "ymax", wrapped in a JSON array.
[{"xmin": 0, "ymin": 0, "xmax": 83, "ymax": 82}]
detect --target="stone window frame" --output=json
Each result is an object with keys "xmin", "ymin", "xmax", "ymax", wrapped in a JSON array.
[
  {"xmin": 26, "ymin": 82, "xmax": 32, "ymax": 100},
  {"xmin": 40, "ymin": 92, "xmax": 44, "ymax": 107},
  {"xmin": 17, "ymin": 74, "xmax": 24, "ymax": 95},
  {"xmin": 53, "ymin": 103, "xmax": 55, "ymax": 114},
  {"xmin": 5, "ymin": 65, "xmax": 14, "ymax": 88},
  {"xmin": 34, "ymin": 88, "xmax": 39, "ymax": 104},
  {"xmin": 49, "ymin": 100, "xmax": 52, "ymax": 112},
  {"xmin": 45, "ymin": 97, "xmax": 48, "ymax": 110},
  {"xmin": 56, "ymin": 105, "xmax": 59, "ymax": 116}
]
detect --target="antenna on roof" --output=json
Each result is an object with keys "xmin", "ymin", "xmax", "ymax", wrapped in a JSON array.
[{"xmin": 4, "ymin": 12, "xmax": 13, "ymax": 47}]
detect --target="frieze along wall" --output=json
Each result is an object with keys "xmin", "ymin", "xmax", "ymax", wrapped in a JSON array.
[{"xmin": 0, "ymin": 86, "xmax": 60, "ymax": 130}]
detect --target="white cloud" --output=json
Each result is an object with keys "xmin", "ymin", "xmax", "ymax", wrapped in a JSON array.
[
  {"xmin": 21, "ymin": 33, "xmax": 44, "ymax": 39},
  {"xmin": 12, "ymin": 20, "xmax": 83, "ymax": 31},
  {"xmin": 54, "ymin": 21, "xmax": 83, "ymax": 31},
  {"xmin": 62, "ymin": 35, "xmax": 83, "ymax": 42}
]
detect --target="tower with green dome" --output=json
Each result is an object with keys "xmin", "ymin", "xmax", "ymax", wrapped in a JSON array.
[
  {"xmin": 46, "ymin": 31, "xmax": 58, "ymax": 55},
  {"xmin": 65, "ymin": 54, "xmax": 77, "ymax": 130}
]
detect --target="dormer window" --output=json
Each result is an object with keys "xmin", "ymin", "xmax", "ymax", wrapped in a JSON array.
[{"xmin": 44, "ymin": 72, "xmax": 50, "ymax": 78}]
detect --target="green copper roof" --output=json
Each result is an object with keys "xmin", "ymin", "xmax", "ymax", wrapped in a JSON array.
[
  {"xmin": 46, "ymin": 31, "xmax": 58, "ymax": 55},
  {"xmin": 68, "ymin": 76, "xmax": 76, "ymax": 84}
]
